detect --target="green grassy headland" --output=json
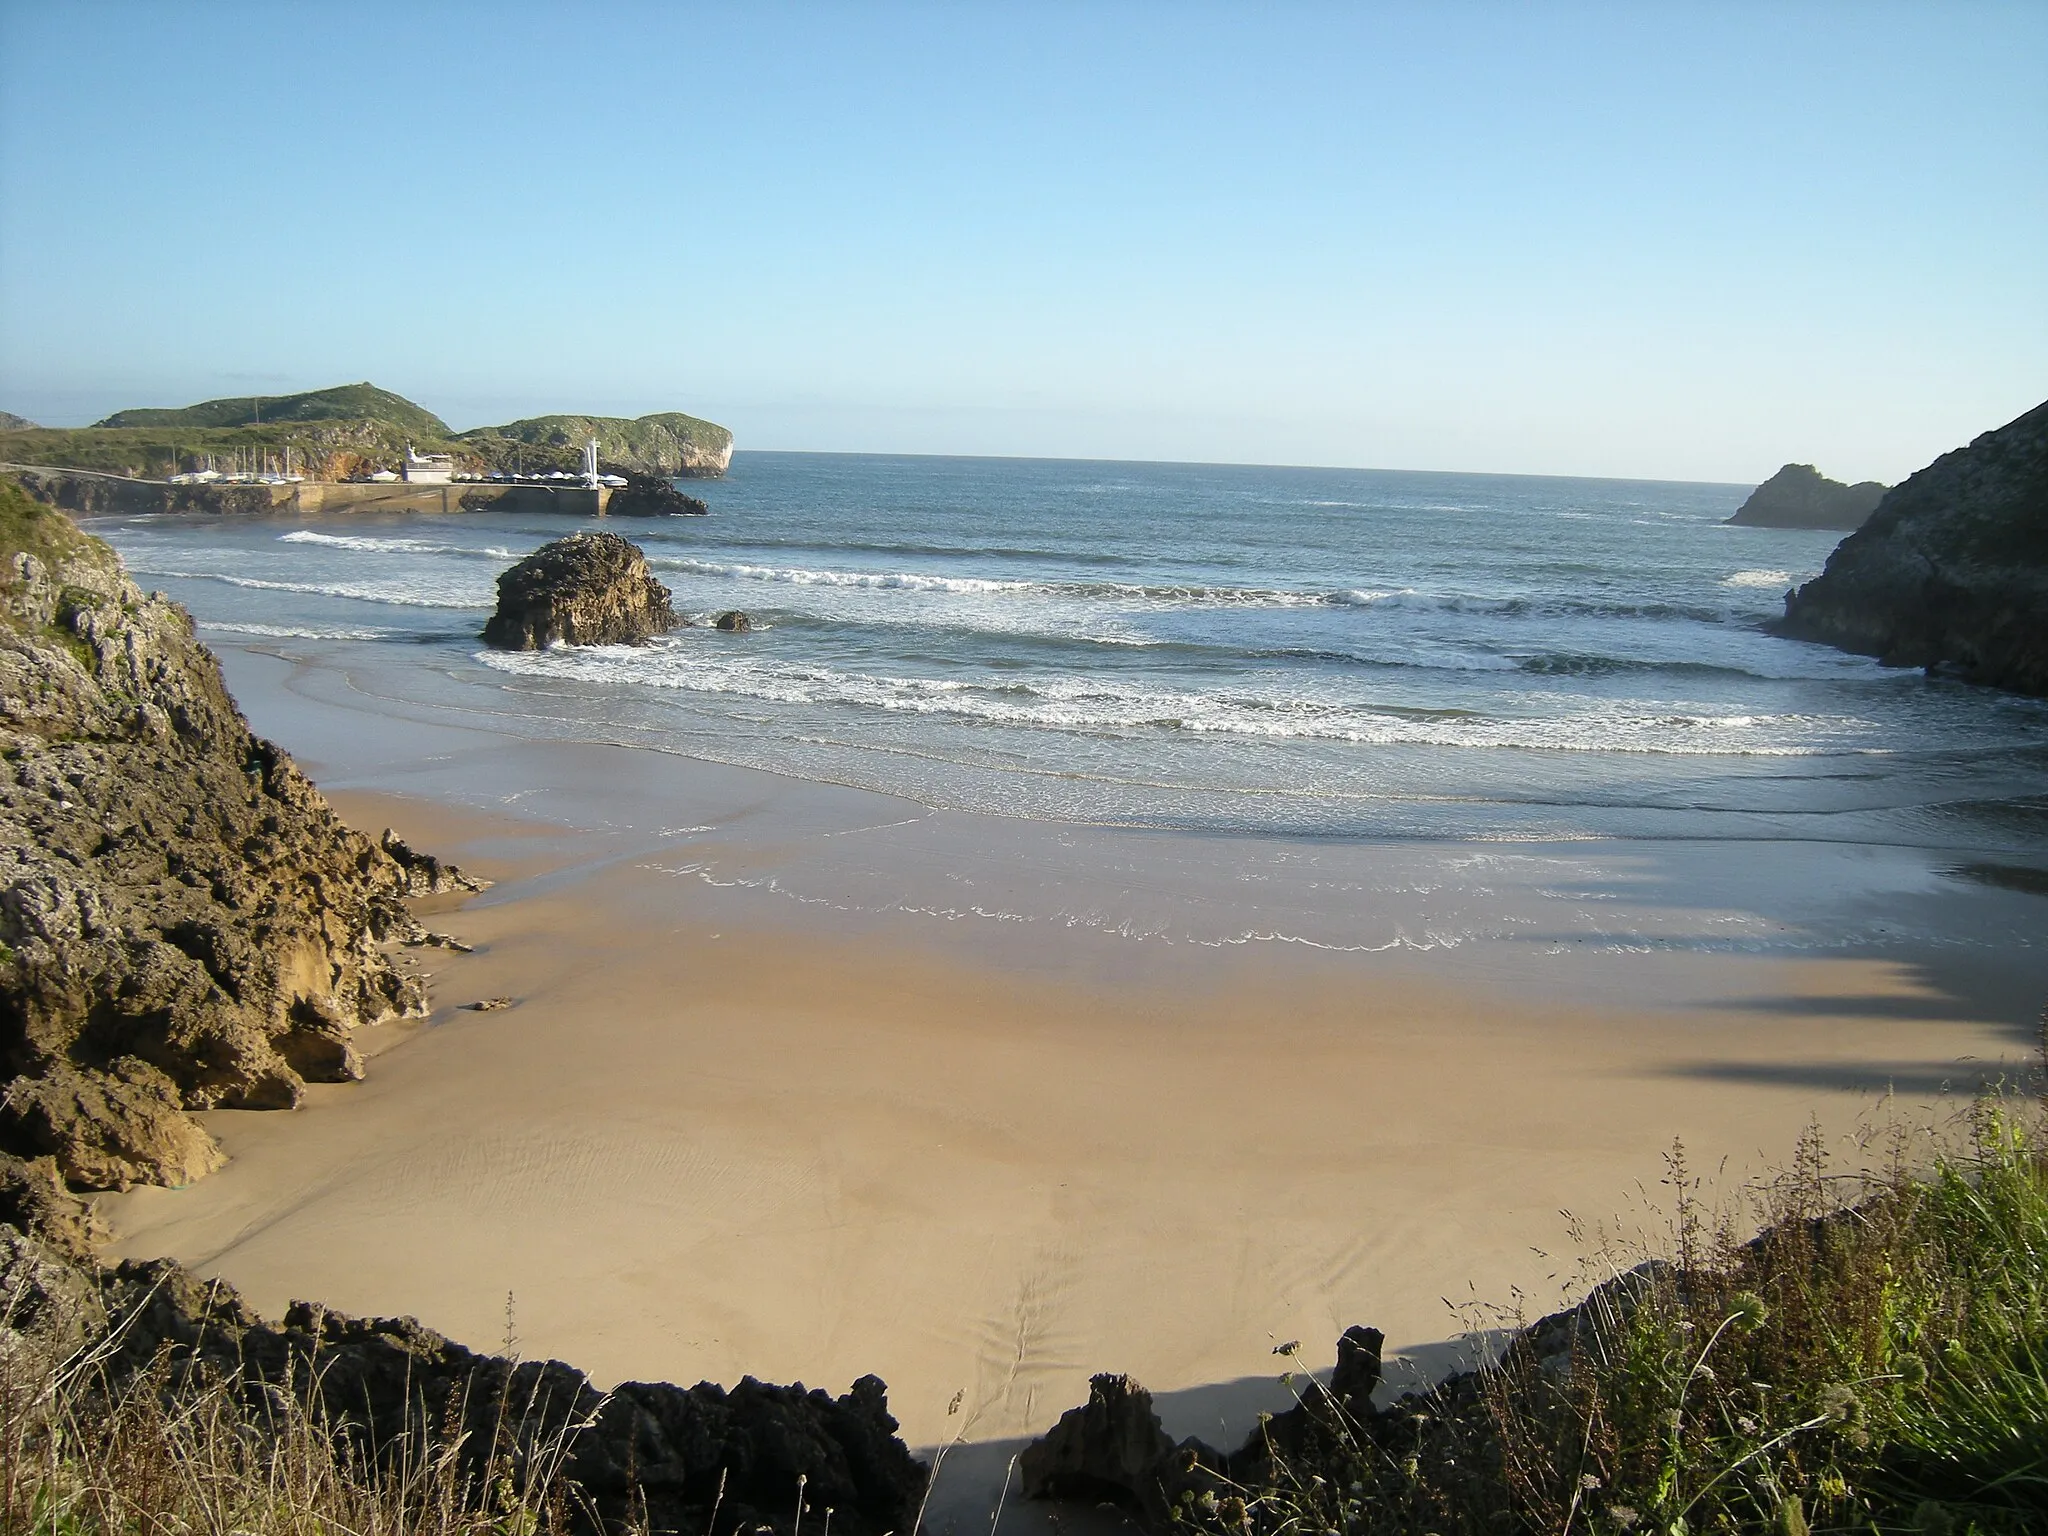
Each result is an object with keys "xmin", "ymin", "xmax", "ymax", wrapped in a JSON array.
[{"xmin": 0, "ymin": 383, "xmax": 732, "ymax": 481}]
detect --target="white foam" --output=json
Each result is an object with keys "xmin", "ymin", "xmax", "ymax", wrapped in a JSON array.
[
  {"xmin": 280, "ymin": 529, "xmax": 519, "ymax": 559},
  {"xmin": 138, "ymin": 567, "xmax": 490, "ymax": 609},
  {"xmin": 200, "ymin": 620, "xmax": 398, "ymax": 641},
  {"xmin": 475, "ymin": 642, "xmax": 1875, "ymax": 756},
  {"xmin": 1723, "ymin": 569, "xmax": 1794, "ymax": 589}
]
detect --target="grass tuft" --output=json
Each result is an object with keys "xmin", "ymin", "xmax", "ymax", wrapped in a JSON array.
[
  {"xmin": 0, "ymin": 1282, "xmax": 585, "ymax": 1536},
  {"xmin": 1171, "ymin": 1092, "xmax": 2048, "ymax": 1536}
]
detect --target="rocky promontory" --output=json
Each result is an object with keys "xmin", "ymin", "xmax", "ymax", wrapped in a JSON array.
[
  {"xmin": 1774, "ymin": 400, "xmax": 2048, "ymax": 694},
  {"xmin": 482, "ymin": 530, "xmax": 679, "ymax": 649},
  {"xmin": 1726, "ymin": 462, "xmax": 1887, "ymax": 529},
  {"xmin": 0, "ymin": 480, "xmax": 462, "ymax": 1191}
]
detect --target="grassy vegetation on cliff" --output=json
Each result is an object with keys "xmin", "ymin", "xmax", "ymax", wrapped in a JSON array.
[
  {"xmin": 0, "ymin": 422, "xmax": 428, "ymax": 482},
  {"xmin": 94, "ymin": 382, "xmax": 451, "ymax": 437},
  {"xmin": 1176, "ymin": 1090, "xmax": 2047, "ymax": 1536},
  {"xmin": 0, "ymin": 478, "xmax": 93, "ymax": 575},
  {"xmin": 455, "ymin": 411, "xmax": 734, "ymax": 474}
]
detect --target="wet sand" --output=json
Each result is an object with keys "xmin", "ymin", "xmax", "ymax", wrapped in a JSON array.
[{"xmin": 96, "ymin": 717, "xmax": 2046, "ymax": 1531}]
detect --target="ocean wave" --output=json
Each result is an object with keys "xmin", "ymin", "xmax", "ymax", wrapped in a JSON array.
[
  {"xmin": 475, "ymin": 642, "xmax": 1868, "ymax": 756},
  {"xmin": 640, "ymin": 533, "xmax": 1135, "ymax": 568},
  {"xmin": 279, "ymin": 529, "xmax": 520, "ymax": 559},
  {"xmin": 135, "ymin": 567, "xmax": 491, "ymax": 609},
  {"xmin": 199, "ymin": 620, "xmax": 400, "ymax": 641},
  {"xmin": 651, "ymin": 556, "xmax": 1742, "ymax": 626},
  {"xmin": 1513, "ymin": 652, "xmax": 1765, "ymax": 680}
]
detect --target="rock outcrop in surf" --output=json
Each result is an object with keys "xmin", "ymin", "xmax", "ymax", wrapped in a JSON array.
[
  {"xmin": 0, "ymin": 481, "xmax": 456, "ymax": 1192},
  {"xmin": 482, "ymin": 530, "xmax": 679, "ymax": 650},
  {"xmin": 601, "ymin": 472, "xmax": 711, "ymax": 517},
  {"xmin": 1773, "ymin": 400, "xmax": 2048, "ymax": 695},
  {"xmin": 1726, "ymin": 463, "xmax": 1887, "ymax": 529}
]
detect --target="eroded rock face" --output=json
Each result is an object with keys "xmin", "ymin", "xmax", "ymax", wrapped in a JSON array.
[
  {"xmin": 481, "ymin": 530, "xmax": 678, "ymax": 650},
  {"xmin": 0, "ymin": 482, "xmax": 434, "ymax": 1189},
  {"xmin": 1774, "ymin": 400, "xmax": 2048, "ymax": 694},
  {"xmin": 1726, "ymin": 463, "xmax": 1887, "ymax": 529}
]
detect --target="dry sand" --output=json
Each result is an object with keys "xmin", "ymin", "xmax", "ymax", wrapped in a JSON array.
[{"xmin": 98, "ymin": 749, "xmax": 2041, "ymax": 1529}]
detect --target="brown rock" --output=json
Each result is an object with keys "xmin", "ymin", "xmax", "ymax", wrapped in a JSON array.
[
  {"xmin": 1, "ymin": 481, "xmax": 432, "ymax": 1192},
  {"xmin": 480, "ymin": 530, "xmax": 677, "ymax": 650}
]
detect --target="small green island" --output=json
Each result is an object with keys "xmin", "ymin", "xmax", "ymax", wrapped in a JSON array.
[{"xmin": 0, "ymin": 381, "xmax": 732, "ymax": 484}]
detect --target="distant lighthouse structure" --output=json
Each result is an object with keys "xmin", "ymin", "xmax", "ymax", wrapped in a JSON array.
[{"xmin": 581, "ymin": 437, "xmax": 601, "ymax": 490}]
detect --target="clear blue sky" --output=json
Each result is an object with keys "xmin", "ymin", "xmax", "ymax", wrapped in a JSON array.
[{"xmin": 1, "ymin": 1, "xmax": 2042, "ymax": 482}]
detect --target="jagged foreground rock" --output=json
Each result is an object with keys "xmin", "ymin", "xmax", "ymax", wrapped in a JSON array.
[
  {"xmin": 0, "ymin": 481, "xmax": 470, "ymax": 1189},
  {"xmin": 1725, "ymin": 463, "xmax": 1886, "ymax": 529},
  {"xmin": 1774, "ymin": 399, "xmax": 2048, "ymax": 694},
  {"xmin": 483, "ymin": 530, "xmax": 680, "ymax": 650},
  {"xmin": 1020, "ymin": 1283, "xmax": 1662, "ymax": 1528},
  {"xmin": 0, "ymin": 1228, "xmax": 926, "ymax": 1536}
]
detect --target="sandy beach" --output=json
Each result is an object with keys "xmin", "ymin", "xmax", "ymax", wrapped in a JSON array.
[{"xmin": 91, "ymin": 637, "xmax": 2046, "ymax": 1529}]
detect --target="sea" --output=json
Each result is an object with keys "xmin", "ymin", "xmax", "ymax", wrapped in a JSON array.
[{"xmin": 85, "ymin": 451, "xmax": 2048, "ymax": 856}]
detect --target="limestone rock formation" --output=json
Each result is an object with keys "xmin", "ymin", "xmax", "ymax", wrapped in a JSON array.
[
  {"xmin": 714, "ymin": 610, "xmax": 752, "ymax": 632},
  {"xmin": 482, "ymin": 531, "xmax": 679, "ymax": 650},
  {"xmin": 1, "ymin": 481, "xmax": 433, "ymax": 1190},
  {"xmin": 1773, "ymin": 400, "xmax": 2048, "ymax": 694},
  {"xmin": 1726, "ymin": 464, "xmax": 1887, "ymax": 529},
  {"xmin": 379, "ymin": 828, "xmax": 489, "ymax": 896},
  {"xmin": 0, "ymin": 1229, "xmax": 928, "ymax": 1536}
]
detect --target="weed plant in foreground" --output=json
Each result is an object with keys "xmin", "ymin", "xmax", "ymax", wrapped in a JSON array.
[
  {"xmin": 0, "ymin": 1304, "xmax": 579, "ymax": 1536},
  {"xmin": 1174, "ymin": 1095, "xmax": 2047, "ymax": 1536}
]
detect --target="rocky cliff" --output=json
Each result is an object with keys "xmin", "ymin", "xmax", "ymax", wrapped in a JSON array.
[
  {"xmin": 0, "ymin": 481, "xmax": 443, "ymax": 1190},
  {"xmin": 1773, "ymin": 400, "xmax": 2048, "ymax": 694},
  {"xmin": 1726, "ymin": 463, "xmax": 1887, "ymax": 529},
  {"xmin": 482, "ymin": 531, "xmax": 679, "ymax": 649}
]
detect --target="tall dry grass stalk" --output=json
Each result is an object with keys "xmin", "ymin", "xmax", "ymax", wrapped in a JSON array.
[{"xmin": 0, "ymin": 1276, "xmax": 594, "ymax": 1536}]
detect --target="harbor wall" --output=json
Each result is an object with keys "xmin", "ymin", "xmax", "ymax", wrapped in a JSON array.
[{"xmin": 2, "ymin": 465, "xmax": 610, "ymax": 518}]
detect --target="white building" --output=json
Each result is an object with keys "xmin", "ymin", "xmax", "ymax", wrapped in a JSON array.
[{"xmin": 402, "ymin": 444, "xmax": 455, "ymax": 484}]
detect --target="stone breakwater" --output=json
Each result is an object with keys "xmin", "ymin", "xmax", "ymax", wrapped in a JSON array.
[
  {"xmin": 6, "ymin": 468, "xmax": 708, "ymax": 521},
  {"xmin": 1775, "ymin": 399, "xmax": 2048, "ymax": 695},
  {"xmin": 0, "ymin": 482, "xmax": 471, "ymax": 1191}
]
